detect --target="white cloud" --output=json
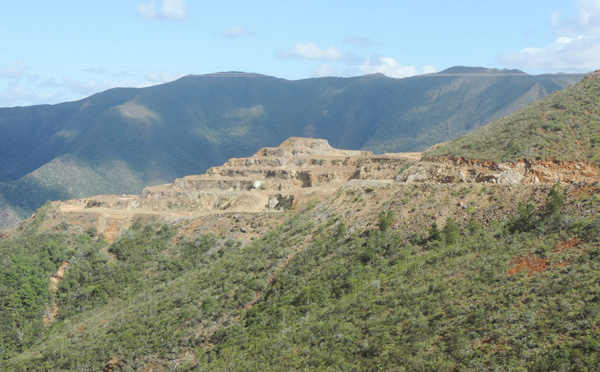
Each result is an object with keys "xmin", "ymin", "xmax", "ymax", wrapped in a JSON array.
[
  {"xmin": 0, "ymin": 73, "xmax": 151, "ymax": 108},
  {"xmin": 137, "ymin": 2, "xmax": 156, "ymax": 19},
  {"xmin": 161, "ymin": 0, "xmax": 187, "ymax": 19},
  {"xmin": 0, "ymin": 58, "xmax": 192, "ymax": 107},
  {"xmin": 0, "ymin": 59, "xmax": 28, "ymax": 80},
  {"xmin": 575, "ymin": 0, "xmax": 600, "ymax": 33},
  {"xmin": 0, "ymin": 83, "xmax": 65, "ymax": 108},
  {"xmin": 279, "ymin": 43, "xmax": 347, "ymax": 61},
  {"xmin": 498, "ymin": 35, "xmax": 600, "ymax": 72},
  {"xmin": 358, "ymin": 56, "xmax": 436, "ymax": 78},
  {"xmin": 220, "ymin": 25, "xmax": 254, "ymax": 39},
  {"xmin": 137, "ymin": 0, "xmax": 187, "ymax": 20},
  {"xmin": 497, "ymin": 0, "xmax": 600, "ymax": 72}
]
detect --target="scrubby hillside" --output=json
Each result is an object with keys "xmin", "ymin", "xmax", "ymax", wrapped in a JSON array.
[
  {"xmin": 427, "ymin": 70, "xmax": 600, "ymax": 162},
  {"xmin": 2, "ymin": 134, "xmax": 600, "ymax": 370}
]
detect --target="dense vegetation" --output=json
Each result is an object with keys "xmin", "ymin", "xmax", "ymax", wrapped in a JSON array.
[
  {"xmin": 0, "ymin": 68, "xmax": 582, "ymax": 224},
  {"xmin": 1, "ymin": 68, "xmax": 597, "ymax": 370},
  {"xmin": 427, "ymin": 72, "xmax": 600, "ymax": 162},
  {"xmin": 0, "ymin": 204, "xmax": 75, "ymax": 359},
  {"xmin": 2, "ymin": 183, "xmax": 600, "ymax": 370}
]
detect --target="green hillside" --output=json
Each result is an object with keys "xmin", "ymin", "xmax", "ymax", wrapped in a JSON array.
[
  {"xmin": 2, "ymin": 182, "xmax": 600, "ymax": 370},
  {"xmin": 426, "ymin": 71, "xmax": 600, "ymax": 162},
  {"xmin": 0, "ymin": 68, "xmax": 583, "ymax": 226}
]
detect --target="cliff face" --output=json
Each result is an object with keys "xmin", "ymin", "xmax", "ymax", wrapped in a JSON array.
[
  {"xmin": 398, "ymin": 156, "xmax": 600, "ymax": 184},
  {"xmin": 46, "ymin": 138, "xmax": 417, "ymax": 241},
  {"xmin": 31, "ymin": 137, "xmax": 597, "ymax": 243}
]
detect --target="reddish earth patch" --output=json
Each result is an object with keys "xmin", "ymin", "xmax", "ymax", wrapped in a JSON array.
[
  {"xmin": 507, "ymin": 255, "xmax": 549, "ymax": 276},
  {"xmin": 553, "ymin": 238, "xmax": 584, "ymax": 252},
  {"xmin": 550, "ymin": 238, "xmax": 585, "ymax": 269}
]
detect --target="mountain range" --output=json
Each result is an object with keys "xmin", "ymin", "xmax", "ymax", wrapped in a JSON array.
[
  {"xmin": 0, "ymin": 67, "xmax": 583, "ymax": 228},
  {"xmin": 1, "ymin": 70, "xmax": 600, "ymax": 370}
]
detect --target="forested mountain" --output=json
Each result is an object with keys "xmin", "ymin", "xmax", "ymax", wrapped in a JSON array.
[
  {"xmin": 0, "ymin": 68, "xmax": 583, "ymax": 227},
  {"xmin": 1, "ymin": 71, "xmax": 600, "ymax": 370}
]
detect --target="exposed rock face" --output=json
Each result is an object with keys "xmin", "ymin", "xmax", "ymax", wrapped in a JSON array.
[
  {"xmin": 49, "ymin": 138, "xmax": 418, "ymax": 240},
  {"xmin": 40, "ymin": 137, "xmax": 599, "ymax": 242},
  {"xmin": 122, "ymin": 137, "xmax": 417, "ymax": 213},
  {"xmin": 398, "ymin": 156, "xmax": 600, "ymax": 185}
]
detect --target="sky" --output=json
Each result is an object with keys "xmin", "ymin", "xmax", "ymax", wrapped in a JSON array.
[{"xmin": 1, "ymin": 0, "xmax": 599, "ymax": 108}]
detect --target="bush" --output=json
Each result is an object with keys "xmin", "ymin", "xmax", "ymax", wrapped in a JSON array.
[
  {"xmin": 545, "ymin": 183, "xmax": 564, "ymax": 216},
  {"xmin": 85, "ymin": 226, "xmax": 98, "ymax": 238},
  {"xmin": 506, "ymin": 199, "xmax": 538, "ymax": 233},
  {"xmin": 378, "ymin": 210, "xmax": 394, "ymax": 232}
]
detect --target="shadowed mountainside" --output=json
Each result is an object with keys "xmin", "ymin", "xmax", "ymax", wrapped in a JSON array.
[{"xmin": 0, "ymin": 68, "xmax": 583, "ymax": 227}]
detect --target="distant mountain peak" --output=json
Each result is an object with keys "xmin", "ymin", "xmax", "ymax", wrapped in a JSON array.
[
  {"xmin": 204, "ymin": 71, "xmax": 266, "ymax": 77},
  {"xmin": 439, "ymin": 66, "xmax": 528, "ymax": 76}
]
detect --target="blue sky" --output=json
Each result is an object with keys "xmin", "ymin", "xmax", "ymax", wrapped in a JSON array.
[{"xmin": 1, "ymin": 0, "xmax": 599, "ymax": 107}]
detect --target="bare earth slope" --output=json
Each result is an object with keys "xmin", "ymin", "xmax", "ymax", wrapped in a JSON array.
[
  {"xmin": 30, "ymin": 137, "xmax": 599, "ymax": 245},
  {"xmin": 44, "ymin": 138, "xmax": 419, "ymax": 241}
]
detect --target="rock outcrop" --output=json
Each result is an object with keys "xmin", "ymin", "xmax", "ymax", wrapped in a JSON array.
[
  {"xmin": 77, "ymin": 137, "xmax": 418, "ymax": 214},
  {"xmin": 398, "ymin": 156, "xmax": 600, "ymax": 185},
  {"xmin": 40, "ymin": 137, "xmax": 598, "ymax": 242},
  {"xmin": 50, "ymin": 138, "xmax": 419, "ymax": 241}
]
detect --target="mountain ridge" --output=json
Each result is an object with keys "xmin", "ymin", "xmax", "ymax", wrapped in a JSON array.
[{"xmin": 0, "ymin": 67, "xmax": 584, "ymax": 228}]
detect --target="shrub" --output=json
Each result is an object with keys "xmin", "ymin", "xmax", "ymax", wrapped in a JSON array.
[
  {"xmin": 545, "ymin": 183, "xmax": 564, "ymax": 216},
  {"xmin": 378, "ymin": 210, "xmax": 395, "ymax": 232},
  {"xmin": 506, "ymin": 199, "xmax": 538, "ymax": 233}
]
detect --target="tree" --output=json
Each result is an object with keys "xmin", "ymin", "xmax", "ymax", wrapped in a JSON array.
[
  {"xmin": 442, "ymin": 217, "xmax": 459, "ymax": 245},
  {"xmin": 545, "ymin": 183, "xmax": 564, "ymax": 216},
  {"xmin": 428, "ymin": 222, "xmax": 441, "ymax": 242}
]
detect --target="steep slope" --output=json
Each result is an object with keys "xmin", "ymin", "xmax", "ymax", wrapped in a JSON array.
[
  {"xmin": 45, "ymin": 137, "xmax": 420, "ymax": 242},
  {"xmin": 427, "ymin": 70, "xmax": 600, "ymax": 162},
  {"xmin": 0, "ymin": 68, "xmax": 583, "ymax": 227},
  {"xmin": 2, "ymin": 133, "xmax": 600, "ymax": 370}
]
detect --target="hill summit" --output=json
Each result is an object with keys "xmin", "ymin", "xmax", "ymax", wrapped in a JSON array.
[{"xmin": 427, "ymin": 70, "xmax": 600, "ymax": 162}]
